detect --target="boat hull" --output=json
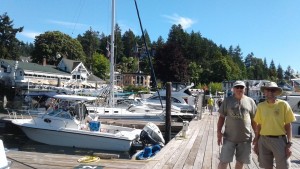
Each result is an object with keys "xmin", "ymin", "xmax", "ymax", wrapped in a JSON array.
[{"xmin": 18, "ymin": 126, "xmax": 133, "ymax": 151}]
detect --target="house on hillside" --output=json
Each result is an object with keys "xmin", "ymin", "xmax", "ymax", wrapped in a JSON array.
[
  {"xmin": 0, "ymin": 58, "xmax": 105, "ymax": 88},
  {"xmin": 116, "ymin": 71, "xmax": 151, "ymax": 89}
]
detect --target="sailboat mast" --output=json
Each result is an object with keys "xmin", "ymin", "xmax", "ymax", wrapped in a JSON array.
[{"xmin": 109, "ymin": 0, "xmax": 115, "ymax": 107}]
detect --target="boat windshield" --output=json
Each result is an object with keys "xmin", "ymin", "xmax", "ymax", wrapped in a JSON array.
[{"xmin": 47, "ymin": 109, "xmax": 73, "ymax": 120}]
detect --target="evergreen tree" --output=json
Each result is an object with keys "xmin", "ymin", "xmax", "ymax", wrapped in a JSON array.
[
  {"xmin": 0, "ymin": 13, "xmax": 23, "ymax": 60},
  {"xmin": 277, "ymin": 64, "xmax": 284, "ymax": 81},
  {"xmin": 77, "ymin": 28, "xmax": 101, "ymax": 71},
  {"xmin": 269, "ymin": 60, "xmax": 277, "ymax": 81}
]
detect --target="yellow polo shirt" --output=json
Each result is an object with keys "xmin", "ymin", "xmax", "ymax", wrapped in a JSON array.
[
  {"xmin": 254, "ymin": 99, "xmax": 296, "ymax": 135},
  {"xmin": 208, "ymin": 98, "xmax": 214, "ymax": 106}
]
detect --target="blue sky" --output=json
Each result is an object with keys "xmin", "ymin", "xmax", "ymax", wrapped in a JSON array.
[{"xmin": 1, "ymin": 0, "xmax": 300, "ymax": 73}]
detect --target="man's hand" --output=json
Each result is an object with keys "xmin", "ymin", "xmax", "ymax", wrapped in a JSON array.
[
  {"xmin": 252, "ymin": 136, "xmax": 259, "ymax": 155},
  {"xmin": 286, "ymin": 144, "xmax": 292, "ymax": 158},
  {"xmin": 253, "ymin": 142, "xmax": 259, "ymax": 155},
  {"xmin": 217, "ymin": 131, "xmax": 223, "ymax": 145}
]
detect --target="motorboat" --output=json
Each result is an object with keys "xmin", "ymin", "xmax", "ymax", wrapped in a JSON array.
[
  {"xmin": 11, "ymin": 106, "xmax": 142, "ymax": 152},
  {"xmin": 136, "ymin": 83, "xmax": 197, "ymax": 113}
]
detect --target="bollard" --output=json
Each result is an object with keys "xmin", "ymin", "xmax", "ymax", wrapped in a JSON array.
[{"xmin": 182, "ymin": 121, "xmax": 189, "ymax": 138}]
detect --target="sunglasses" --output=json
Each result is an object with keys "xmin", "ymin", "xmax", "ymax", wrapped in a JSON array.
[
  {"xmin": 266, "ymin": 88, "xmax": 276, "ymax": 92},
  {"xmin": 234, "ymin": 86, "xmax": 244, "ymax": 89}
]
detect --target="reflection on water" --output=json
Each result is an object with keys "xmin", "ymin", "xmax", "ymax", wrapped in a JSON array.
[{"xmin": 0, "ymin": 121, "xmax": 132, "ymax": 159}]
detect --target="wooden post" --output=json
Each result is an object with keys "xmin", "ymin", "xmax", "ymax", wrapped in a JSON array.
[{"xmin": 165, "ymin": 82, "xmax": 171, "ymax": 144}]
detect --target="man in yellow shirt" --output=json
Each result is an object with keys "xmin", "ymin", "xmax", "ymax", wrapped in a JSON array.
[
  {"xmin": 254, "ymin": 82, "xmax": 296, "ymax": 169},
  {"xmin": 207, "ymin": 96, "xmax": 214, "ymax": 115}
]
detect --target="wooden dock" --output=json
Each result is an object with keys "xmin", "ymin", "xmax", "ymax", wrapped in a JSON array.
[{"xmin": 5, "ymin": 111, "xmax": 300, "ymax": 169}]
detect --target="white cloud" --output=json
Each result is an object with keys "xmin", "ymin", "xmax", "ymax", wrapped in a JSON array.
[
  {"xmin": 20, "ymin": 31, "xmax": 41, "ymax": 39},
  {"xmin": 163, "ymin": 14, "xmax": 196, "ymax": 29},
  {"xmin": 48, "ymin": 20, "xmax": 88, "ymax": 30}
]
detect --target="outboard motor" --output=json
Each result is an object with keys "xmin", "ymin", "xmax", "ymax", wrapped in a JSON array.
[{"xmin": 140, "ymin": 122, "xmax": 165, "ymax": 147}]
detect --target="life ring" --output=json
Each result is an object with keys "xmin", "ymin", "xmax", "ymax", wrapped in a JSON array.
[{"xmin": 77, "ymin": 156, "xmax": 100, "ymax": 163}]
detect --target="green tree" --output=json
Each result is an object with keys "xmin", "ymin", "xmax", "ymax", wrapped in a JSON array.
[
  {"xmin": 269, "ymin": 60, "xmax": 277, "ymax": 81},
  {"xmin": 277, "ymin": 64, "xmax": 284, "ymax": 81},
  {"xmin": 77, "ymin": 28, "xmax": 101, "ymax": 71},
  {"xmin": 284, "ymin": 66, "xmax": 293, "ymax": 81},
  {"xmin": 92, "ymin": 53, "xmax": 109, "ymax": 80},
  {"xmin": 122, "ymin": 29, "xmax": 137, "ymax": 58},
  {"xmin": 31, "ymin": 31, "xmax": 86, "ymax": 65},
  {"xmin": 118, "ymin": 56, "xmax": 138, "ymax": 73},
  {"xmin": 19, "ymin": 42, "xmax": 34, "ymax": 57},
  {"xmin": 154, "ymin": 43, "xmax": 189, "ymax": 83},
  {"xmin": 263, "ymin": 58, "xmax": 269, "ymax": 79},
  {"xmin": 210, "ymin": 58, "xmax": 231, "ymax": 82},
  {"xmin": 252, "ymin": 57, "xmax": 265, "ymax": 80},
  {"xmin": 188, "ymin": 61, "xmax": 203, "ymax": 85},
  {"xmin": 208, "ymin": 82, "xmax": 223, "ymax": 95},
  {"xmin": 114, "ymin": 24, "xmax": 124, "ymax": 63},
  {"xmin": 0, "ymin": 13, "xmax": 23, "ymax": 60}
]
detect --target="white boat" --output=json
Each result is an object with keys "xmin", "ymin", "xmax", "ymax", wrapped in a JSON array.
[
  {"xmin": 87, "ymin": 106, "xmax": 166, "ymax": 122},
  {"xmin": 137, "ymin": 83, "xmax": 197, "ymax": 113},
  {"xmin": 87, "ymin": 103, "xmax": 195, "ymax": 122},
  {"xmin": 277, "ymin": 79, "xmax": 300, "ymax": 113},
  {"xmin": 11, "ymin": 107, "xmax": 142, "ymax": 151}
]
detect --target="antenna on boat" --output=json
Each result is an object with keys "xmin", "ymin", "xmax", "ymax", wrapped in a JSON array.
[{"xmin": 133, "ymin": 0, "xmax": 163, "ymax": 108}]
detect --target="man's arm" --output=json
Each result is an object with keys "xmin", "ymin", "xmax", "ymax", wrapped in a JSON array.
[
  {"xmin": 253, "ymin": 124, "xmax": 261, "ymax": 155},
  {"xmin": 285, "ymin": 123, "xmax": 292, "ymax": 143},
  {"xmin": 285, "ymin": 123, "xmax": 292, "ymax": 157},
  {"xmin": 217, "ymin": 115, "xmax": 225, "ymax": 145},
  {"xmin": 251, "ymin": 119, "xmax": 257, "ymax": 134}
]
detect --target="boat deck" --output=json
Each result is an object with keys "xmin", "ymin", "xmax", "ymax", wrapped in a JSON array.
[{"xmin": 5, "ymin": 111, "xmax": 300, "ymax": 169}]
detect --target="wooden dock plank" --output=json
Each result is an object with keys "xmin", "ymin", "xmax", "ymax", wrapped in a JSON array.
[
  {"xmin": 161, "ymin": 122, "xmax": 200, "ymax": 168},
  {"xmin": 181, "ymin": 118, "xmax": 207, "ymax": 169},
  {"xmin": 201, "ymin": 116, "xmax": 214, "ymax": 169},
  {"xmin": 142, "ymin": 120, "xmax": 198, "ymax": 169},
  {"xmin": 173, "ymin": 118, "xmax": 204, "ymax": 169},
  {"xmin": 211, "ymin": 114, "xmax": 219, "ymax": 169},
  {"xmin": 192, "ymin": 117, "xmax": 210, "ymax": 169}
]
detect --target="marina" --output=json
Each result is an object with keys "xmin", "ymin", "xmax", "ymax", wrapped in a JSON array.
[
  {"xmin": 3, "ymin": 111, "xmax": 300, "ymax": 169},
  {"xmin": 1, "ymin": 0, "xmax": 300, "ymax": 168}
]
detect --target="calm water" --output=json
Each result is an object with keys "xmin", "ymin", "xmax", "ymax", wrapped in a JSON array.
[{"xmin": 0, "ymin": 120, "xmax": 133, "ymax": 159}]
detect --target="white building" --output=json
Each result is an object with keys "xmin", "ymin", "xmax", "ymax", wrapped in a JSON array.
[{"xmin": 0, "ymin": 58, "xmax": 105, "ymax": 88}]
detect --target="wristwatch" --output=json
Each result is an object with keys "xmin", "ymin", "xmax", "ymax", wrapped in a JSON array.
[{"xmin": 287, "ymin": 141, "xmax": 293, "ymax": 146}]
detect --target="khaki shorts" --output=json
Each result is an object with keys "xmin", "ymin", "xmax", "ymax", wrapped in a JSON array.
[
  {"xmin": 258, "ymin": 136, "xmax": 290, "ymax": 169},
  {"xmin": 219, "ymin": 139, "xmax": 251, "ymax": 164}
]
